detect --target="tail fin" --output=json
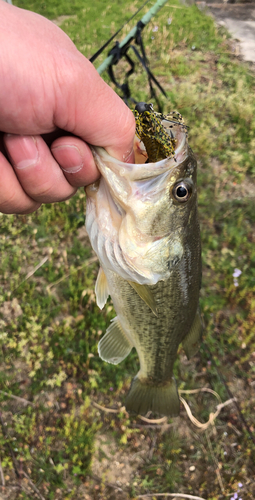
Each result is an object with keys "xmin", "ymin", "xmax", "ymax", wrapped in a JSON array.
[{"xmin": 125, "ymin": 376, "xmax": 180, "ymax": 417}]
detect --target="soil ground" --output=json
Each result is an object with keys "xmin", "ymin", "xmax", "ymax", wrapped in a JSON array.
[{"xmin": 197, "ymin": 1, "xmax": 255, "ymax": 63}]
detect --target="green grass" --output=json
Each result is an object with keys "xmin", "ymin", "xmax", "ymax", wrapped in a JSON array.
[{"xmin": 1, "ymin": 0, "xmax": 255, "ymax": 498}]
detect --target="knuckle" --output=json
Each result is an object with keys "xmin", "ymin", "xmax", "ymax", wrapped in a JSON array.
[
  {"xmin": 19, "ymin": 203, "xmax": 41, "ymax": 215},
  {"xmin": 0, "ymin": 190, "xmax": 38, "ymax": 215},
  {"xmin": 0, "ymin": 190, "xmax": 19, "ymax": 213},
  {"xmin": 32, "ymin": 182, "xmax": 75, "ymax": 202}
]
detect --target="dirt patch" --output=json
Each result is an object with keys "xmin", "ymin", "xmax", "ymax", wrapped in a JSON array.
[
  {"xmin": 91, "ymin": 432, "xmax": 150, "ymax": 488},
  {"xmin": 0, "ymin": 298, "xmax": 23, "ymax": 321},
  {"xmin": 197, "ymin": 2, "xmax": 255, "ymax": 63}
]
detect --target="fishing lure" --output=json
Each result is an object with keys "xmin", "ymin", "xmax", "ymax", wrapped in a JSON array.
[{"xmin": 134, "ymin": 102, "xmax": 187, "ymax": 163}]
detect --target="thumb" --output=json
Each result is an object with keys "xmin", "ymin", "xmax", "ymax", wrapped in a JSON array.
[{"xmin": 54, "ymin": 55, "xmax": 135, "ymax": 162}]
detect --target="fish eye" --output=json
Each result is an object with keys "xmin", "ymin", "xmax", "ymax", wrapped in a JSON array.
[{"xmin": 172, "ymin": 181, "xmax": 192, "ymax": 203}]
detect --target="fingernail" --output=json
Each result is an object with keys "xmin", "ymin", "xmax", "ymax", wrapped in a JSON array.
[
  {"xmin": 51, "ymin": 145, "xmax": 83, "ymax": 173},
  {"xmin": 6, "ymin": 135, "xmax": 39, "ymax": 169}
]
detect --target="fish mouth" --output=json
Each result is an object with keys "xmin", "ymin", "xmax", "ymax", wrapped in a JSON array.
[
  {"xmin": 134, "ymin": 118, "xmax": 187, "ymax": 165},
  {"xmin": 91, "ymin": 121, "xmax": 188, "ymax": 184}
]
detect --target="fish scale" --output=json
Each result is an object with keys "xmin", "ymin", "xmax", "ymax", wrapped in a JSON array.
[
  {"xmin": 85, "ymin": 102, "xmax": 203, "ymax": 416},
  {"xmin": 104, "ymin": 235, "xmax": 200, "ymax": 382}
]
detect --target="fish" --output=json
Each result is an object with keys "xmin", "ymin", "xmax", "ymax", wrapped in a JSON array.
[{"xmin": 85, "ymin": 102, "xmax": 203, "ymax": 417}]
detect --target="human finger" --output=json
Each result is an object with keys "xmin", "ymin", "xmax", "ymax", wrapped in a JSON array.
[
  {"xmin": 4, "ymin": 134, "xmax": 77, "ymax": 203},
  {"xmin": 0, "ymin": 152, "xmax": 41, "ymax": 214},
  {"xmin": 54, "ymin": 57, "xmax": 136, "ymax": 163},
  {"xmin": 51, "ymin": 135, "xmax": 100, "ymax": 187}
]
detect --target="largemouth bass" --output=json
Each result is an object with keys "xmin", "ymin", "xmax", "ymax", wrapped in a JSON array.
[{"xmin": 85, "ymin": 102, "xmax": 203, "ymax": 417}]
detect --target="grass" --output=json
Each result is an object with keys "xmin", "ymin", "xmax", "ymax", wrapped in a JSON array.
[{"xmin": 1, "ymin": 0, "xmax": 255, "ymax": 499}]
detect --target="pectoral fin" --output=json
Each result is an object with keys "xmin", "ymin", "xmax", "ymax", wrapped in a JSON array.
[
  {"xmin": 182, "ymin": 308, "xmax": 203, "ymax": 359},
  {"xmin": 98, "ymin": 316, "xmax": 133, "ymax": 365},
  {"xmin": 95, "ymin": 267, "xmax": 109, "ymax": 310},
  {"xmin": 128, "ymin": 281, "xmax": 158, "ymax": 317}
]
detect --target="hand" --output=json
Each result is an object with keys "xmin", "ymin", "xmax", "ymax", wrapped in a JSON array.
[{"xmin": 0, "ymin": 2, "xmax": 135, "ymax": 214}]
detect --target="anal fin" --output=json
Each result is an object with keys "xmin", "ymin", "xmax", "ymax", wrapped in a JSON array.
[
  {"xmin": 125, "ymin": 376, "xmax": 180, "ymax": 417},
  {"xmin": 182, "ymin": 308, "xmax": 203, "ymax": 359},
  {"xmin": 98, "ymin": 316, "xmax": 133, "ymax": 365},
  {"xmin": 128, "ymin": 281, "xmax": 158, "ymax": 317}
]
